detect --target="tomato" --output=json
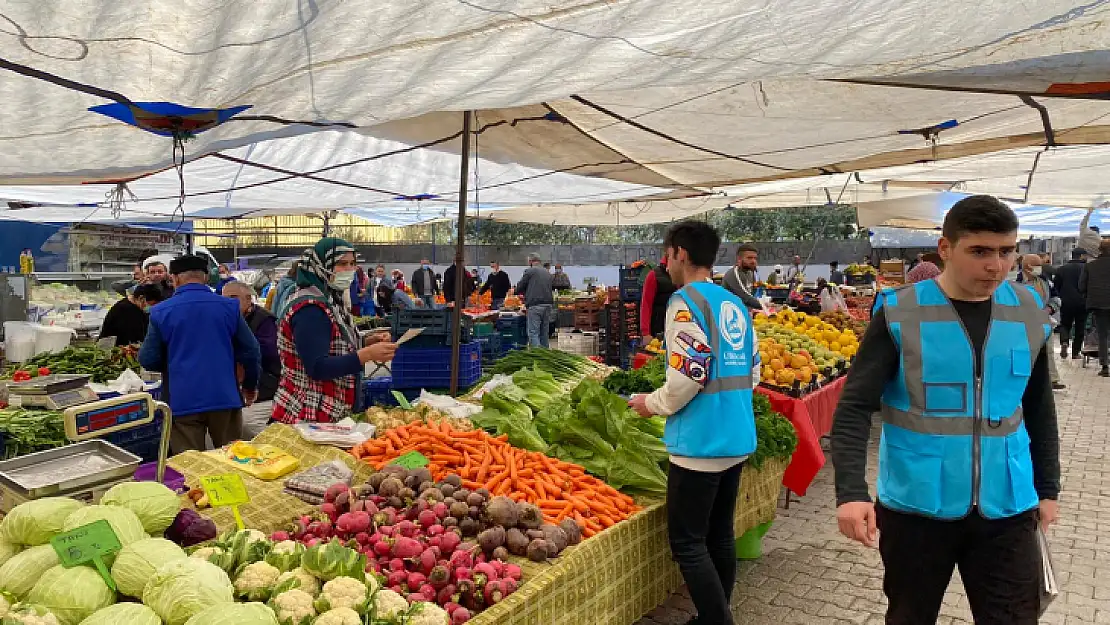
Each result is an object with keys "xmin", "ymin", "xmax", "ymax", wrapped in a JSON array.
[{"xmin": 37, "ymin": 367, "xmax": 51, "ymax": 377}]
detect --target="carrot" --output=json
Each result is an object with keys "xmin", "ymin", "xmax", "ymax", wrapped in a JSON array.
[{"xmin": 476, "ymin": 453, "xmax": 493, "ymax": 483}]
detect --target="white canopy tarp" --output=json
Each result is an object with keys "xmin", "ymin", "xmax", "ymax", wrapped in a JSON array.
[{"xmin": 2, "ymin": 1, "xmax": 1110, "ymax": 186}]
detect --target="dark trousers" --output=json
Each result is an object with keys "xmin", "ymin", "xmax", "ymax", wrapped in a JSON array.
[
  {"xmin": 667, "ymin": 462, "xmax": 744, "ymax": 625},
  {"xmin": 876, "ymin": 503, "xmax": 1040, "ymax": 625},
  {"xmin": 1059, "ymin": 304, "xmax": 1087, "ymax": 357},
  {"xmin": 1094, "ymin": 309, "xmax": 1110, "ymax": 367},
  {"xmin": 170, "ymin": 409, "xmax": 243, "ymax": 454}
]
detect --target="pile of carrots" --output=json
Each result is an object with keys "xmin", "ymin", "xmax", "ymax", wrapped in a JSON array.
[{"xmin": 351, "ymin": 421, "xmax": 641, "ymax": 538}]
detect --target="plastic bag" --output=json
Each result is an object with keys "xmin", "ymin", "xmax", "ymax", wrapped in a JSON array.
[
  {"xmin": 283, "ymin": 461, "xmax": 354, "ymax": 500},
  {"xmin": 466, "ymin": 374, "xmax": 515, "ymax": 401},
  {"xmin": 820, "ymin": 289, "xmax": 848, "ymax": 313},
  {"xmin": 293, "ymin": 418, "xmax": 374, "ymax": 448},
  {"xmin": 415, "ymin": 390, "xmax": 483, "ymax": 418}
]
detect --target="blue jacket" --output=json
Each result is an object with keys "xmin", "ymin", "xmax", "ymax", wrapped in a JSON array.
[
  {"xmin": 139, "ymin": 283, "xmax": 261, "ymax": 417},
  {"xmin": 663, "ymin": 282, "xmax": 758, "ymax": 459},
  {"xmin": 215, "ymin": 276, "xmax": 237, "ymax": 295},
  {"xmin": 874, "ymin": 279, "xmax": 1050, "ymax": 520}
]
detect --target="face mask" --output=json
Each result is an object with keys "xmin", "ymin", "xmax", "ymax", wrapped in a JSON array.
[
  {"xmin": 1031, "ymin": 267, "xmax": 1043, "ymax": 276},
  {"xmin": 331, "ymin": 270, "xmax": 356, "ymax": 289},
  {"xmin": 422, "ymin": 264, "xmax": 430, "ymax": 270}
]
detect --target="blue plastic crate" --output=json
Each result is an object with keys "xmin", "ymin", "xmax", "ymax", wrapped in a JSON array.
[
  {"xmin": 362, "ymin": 377, "xmax": 421, "ymax": 407},
  {"xmin": 391, "ymin": 342, "xmax": 482, "ymax": 389},
  {"xmin": 392, "ymin": 309, "xmax": 471, "ymax": 346},
  {"xmin": 475, "ymin": 334, "xmax": 502, "ymax": 363}
]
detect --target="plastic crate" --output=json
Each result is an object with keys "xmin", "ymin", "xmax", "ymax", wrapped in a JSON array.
[
  {"xmin": 391, "ymin": 309, "xmax": 471, "ymax": 346},
  {"xmin": 472, "ymin": 322, "xmax": 495, "ymax": 337},
  {"xmin": 497, "ymin": 315, "xmax": 528, "ymax": 347},
  {"xmin": 619, "ymin": 266, "xmax": 645, "ymax": 301},
  {"xmin": 475, "ymin": 334, "xmax": 502, "ymax": 363},
  {"xmin": 101, "ymin": 413, "xmax": 165, "ymax": 463},
  {"xmin": 391, "ymin": 342, "xmax": 482, "ymax": 389},
  {"xmin": 362, "ymin": 377, "xmax": 421, "ymax": 407}
]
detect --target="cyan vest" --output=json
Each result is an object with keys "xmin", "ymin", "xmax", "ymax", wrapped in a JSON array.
[
  {"xmin": 662, "ymin": 282, "xmax": 758, "ymax": 459},
  {"xmin": 875, "ymin": 279, "xmax": 1051, "ymax": 520}
]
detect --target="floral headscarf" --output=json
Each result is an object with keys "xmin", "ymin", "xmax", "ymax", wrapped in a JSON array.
[
  {"xmin": 906, "ymin": 261, "xmax": 941, "ymax": 284},
  {"xmin": 292, "ymin": 237, "xmax": 358, "ymax": 345}
]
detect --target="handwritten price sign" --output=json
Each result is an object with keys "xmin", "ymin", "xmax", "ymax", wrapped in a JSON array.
[
  {"xmin": 201, "ymin": 473, "xmax": 250, "ymax": 529},
  {"xmin": 51, "ymin": 520, "xmax": 120, "ymax": 591}
]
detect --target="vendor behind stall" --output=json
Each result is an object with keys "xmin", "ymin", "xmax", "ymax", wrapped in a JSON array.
[
  {"xmin": 271, "ymin": 237, "xmax": 398, "ymax": 424},
  {"xmin": 99, "ymin": 283, "xmax": 166, "ymax": 347}
]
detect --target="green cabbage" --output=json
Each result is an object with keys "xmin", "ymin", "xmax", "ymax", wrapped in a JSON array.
[
  {"xmin": 110, "ymin": 537, "xmax": 187, "ymax": 598},
  {"xmin": 0, "ymin": 545, "xmax": 61, "ymax": 598},
  {"xmin": 0, "ymin": 498, "xmax": 85, "ymax": 546},
  {"xmin": 0, "ymin": 541, "xmax": 20, "ymax": 567},
  {"xmin": 142, "ymin": 558, "xmax": 234, "ymax": 625},
  {"xmin": 27, "ymin": 565, "xmax": 115, "ymax": 625},
  {"xmin": 183, "ymin": 602, "xmax": 278, "ymax": 625},
  {"xmin": 100, "ymin": 482, "xmax": 181, "ymax": 534},
  {"xmin": 77, "ymin": 603, "xmax": 161, "ymax": 625},
  {"xmin": 62, "ymin": 506, "xmax": 147, "ymax": 566}
]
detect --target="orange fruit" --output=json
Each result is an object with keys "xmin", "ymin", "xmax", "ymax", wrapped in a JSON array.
[{"xmin": 769, "ymin": 358, "xmax": 785, "ymax": 371}]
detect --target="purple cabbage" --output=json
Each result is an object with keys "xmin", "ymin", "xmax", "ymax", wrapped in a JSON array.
[{"xmin": 164, "ymin": 508, "xmax": 218, "ymax": 547}]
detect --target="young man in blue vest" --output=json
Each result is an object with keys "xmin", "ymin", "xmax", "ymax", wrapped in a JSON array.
[
  {"xmin": 630, "ymin": 220, "xmax": 758, "ymax": 625},
  {"xmin": 831, "ymin": 195, "xmax": 1060, "ymax": 624}
]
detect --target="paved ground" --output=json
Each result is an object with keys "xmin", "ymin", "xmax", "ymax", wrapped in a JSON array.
[{"xmin": 637, "ymin": 353, "xmax": 1110, "ymax": 624}]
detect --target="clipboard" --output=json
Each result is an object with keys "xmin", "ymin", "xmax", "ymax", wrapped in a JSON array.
[
  {"xmin": 393, "ymin": 328, "xmax": 424, "ymax": 346},
  {"xmin": 1037, "ymin": 527, "xmax": 1058, "ymax": 616}
]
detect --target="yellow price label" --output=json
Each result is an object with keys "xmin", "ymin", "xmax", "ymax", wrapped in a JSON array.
[{"xmin": 201, "ymin": 474, "xmax": 250, "ymax": 529}]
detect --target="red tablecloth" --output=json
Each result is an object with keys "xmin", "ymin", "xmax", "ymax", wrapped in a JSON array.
[{"xmin": 756, "ymin": 376, "xmax": 846, "ymax": 496}]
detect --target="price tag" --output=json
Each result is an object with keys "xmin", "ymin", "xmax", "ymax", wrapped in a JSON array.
[
  {"xmin": 391, "ymin": 391, "xmax": 413, "ymax": 410},
  {"xmin": 391, "ymin": 451, "xmax": 429, "ymax": 469},
  {"xmin": 50, "ymin": 520, "xmax": 120, "ymax": 591},
  {"xmin": 201, "ymin": 473, "xmax": 250, "ymax": 530}
]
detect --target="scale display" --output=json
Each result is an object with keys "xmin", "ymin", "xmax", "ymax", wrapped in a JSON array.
[{"xmin": 64, "ymin": 394, "xmax": 157, "ymax": 441}]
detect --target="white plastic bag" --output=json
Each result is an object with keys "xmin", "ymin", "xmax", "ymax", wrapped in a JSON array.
[
  {"xmin": 467, "ymin": 374, "xmax": 515, "ymax": 401},
  {"xmin": 415, "ymin": 390, "xmax": 483, "ymax": 418},
  {"xmin": 294, "ymin": 418, "xmax": 375, "ymax": 448},
  {"xmin": 820, "ymin": 289, "xmax": 848, "ymax": 313}
]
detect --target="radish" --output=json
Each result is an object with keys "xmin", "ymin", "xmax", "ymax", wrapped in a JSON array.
[
  {"xmin": 407, "ymin": 572, "xmax": 427, "ymax": 592},
  {"xmin": 418, "ymin": 509, "xmax": 438, "ymax": 530},
  {"xmin": 503, "ymin": 563, "xmax": 522, "ymax": 581},
  {"xmin": 392, "ymin": 537, "xmax": 423, "ymax": 559},
  {"xmin": 451, "ymin": 607, "xmax": 471, "ymax": 624},
  {"xmin": 419, "ymin": 583, "xmax": 436, "ymax": 599},
  {"xmin": 270, "ymin": 530, "xmax": 290, "ymax": 542},
  {"xmin": 389, "ymin": 558, "xmax": 406, "ymax": 572}
]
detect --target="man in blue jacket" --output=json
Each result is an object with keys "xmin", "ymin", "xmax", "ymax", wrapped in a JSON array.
[
  {"xmin": 629, "ymin": 220, "xmax": 758, "ymax": 625},
  {"xmin": 140, "ymin": 254, "xmax": 261, "ymax": 453},
  {"xmin": 831, "ymin": 195, "xmax": 1060, "ymax": 624}
]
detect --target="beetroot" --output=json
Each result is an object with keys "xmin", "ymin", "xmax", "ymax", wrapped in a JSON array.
[
  {"xmin": 399, "ymin": 487, "xmax": 416, "ymax": 502},
  {"xmin": 407, "ymin": 572, "xmax": 427, "ymax": 592},
  {"xmin": 477, "ymin": 526, "xmax": 506, "ymax": 552},
  {"xmin": 558, "ymin": 518, "xmax": 582, "ymax": 546},
  {"xmin": 429, "ymin": 565, "xmax": 451, "ymax": 589},
  {"xmin": 378, "ymin": 477, "xmax": 404, "ymax": 498},
  {"xmin": 517, "ymin": 503, "xmax": 543, "ymax": 529},
  {"xmin": 440, "ymin": 483, "xmax": 457, "ymax": 499},
  {"xmin": 418, "ymin": 509, "xmax": 438, "ymax": 529},
  {"xmin": 503, "ymin": 563, "xmax": 522, "ymax": 581},
  {"xmin": 449, "ymin": 501, "xmax": 470, "ymax": 520},
  {"xmin": 366, "ymin": 473, "xmax": 386, "ymax": 491},
  {"xmin": 505, "ymin": 528, "xmax": 529, "ymax": 556},
  {"xmin": 483, "ymin": 580, "xmax": 504, "ymax": 605},
  {"xmin": 468, "ymin": 506, "xmax": 481, "ymax": 519},
  {"xmin": 451, "ymin": 607, "xmax": 471, "ymax": 624},
  {"xmin": 539, "ymin": 523, "xmax": 569, "ymax": 554},
  {"xmin": 442, "ymin": 517, "xmax": 459, "ymax": 529},
  {"xmin": 393, "ymin": 536, "xmax": 423, "ymax": 559},
  {"xmin": 526, "ymin": 539, "xmax": 550, "ymax": 562},
  {"xmin": 459, "ymin": 518, "xmax": 480, "ymax": 537},
  {"xmin": 491, "ymin": 547, "xmax": 509, "ymax": 562}
]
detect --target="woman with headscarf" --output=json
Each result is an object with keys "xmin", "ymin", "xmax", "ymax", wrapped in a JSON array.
[
  {"xmin": 271, "ymin": 238, "xmax": 397, "ymax": 424},
  {"xmin": 905, "ymin": 261, "xmax": 941, "ymax": 284}
]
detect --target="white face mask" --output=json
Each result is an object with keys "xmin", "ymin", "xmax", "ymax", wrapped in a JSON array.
[
  {"xmin": 1031, "ymin": 266, "xmax": 1043, "ymax": 276},
  {"xmin": 331, "ymin": 270, "xmax": 356, "ymax": 289}
]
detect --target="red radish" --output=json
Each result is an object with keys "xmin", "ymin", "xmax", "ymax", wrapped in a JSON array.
[
  {"xmin": 364, "ymin": 501, "xmax": 379, "ymax": 516},
  {"xmin": 379, "ymin": 525, "xmax": 395, "ymax": 537},
  {"xmin": 437, "ymin": 584, "xmax": 457, "ymax": 605},
  {"xmin": 428, "ymin": 524, "xmax": 445, "ymax": 537},
  {"xmin": 428, "ymin": 546, "xmax": 442, "ymax": 560},
  {"xmin": 444, "ymin": 602, "xmax": 461, "ymax": 616},
  {"xmin": 419, "ymin": 583, "xmax": 436, "ymax": 599},
  {"xmin": 355, "ymin": 532, "xmax": 371, "ymax": 545},
  {"xmin": 390, "ymin": 585, "xmax": 405, "ymax": 595},
  {"xmin": 440, "ymin": 531, "xmax": 462, "ymax": 554},
  {"xmin": 374, "ymin": 540, "xmax": 393, "ymax": 557},
  {"xmin": 270, "ymin": 531, "xmax": 290, "ymax": 542},
  {"xmin": 324, "ymin": 483, "xmax": 349, "ymax": 503},
  {"xmin": 499, "ymin": 577, "xmax": 517, "ymax": 597},
  {"xmin": 473, "ymin": 562, "xmax": 498, "ymax": 582},
  {"xmin": 320, "ymin": 503, "xmax": 339, "ymax": 522},
  {"xmin": 451, "ymin": 607, "xmax": 471, "ymax": 623},
  {"xmin": 387, "ymin": 570, "xmax": 407, "ymax": 588},
  {"xmin": 408, "ymin": 592, "xmax": 431, "ymax": 603},
  {"xmin": 432, "ymin": 502, "xmax": 449, "ymax": 519},
  {"xmin": 396, "ymin": 520, "xmax": 417, "ymax": 538},
  {"xmin": 449, "ymin": 549, "xmax": 473, "ymax": 570},
  {"xmin": 429, "ymin": 565, "xmax": 451, "ymax": 590},
  {"xmin": 418, "ymin": 509, "xmax": 438, "ymax": 529},
  {"xmin": 488, "ymin": 560, "xmax": 504, "ymax": 578},
  {"xmin": 411, "ymin": 548, "xmax": 437, "ymax": 576},
  {"xmin": 392, "ymin": 537, "xmax": 423, "ymax": 559},
  {"xmin": 483, "ymin": 580, "xmax": 504, "ymax": 605},
  {"xmin": 304, "ymin": 537, "xmax": 321, "ymax": 548},
  {"xmin": 406, "ymin": 572, "xmax": 427, "ymax": 592},
  {"xmin": 370, "ymin": 495, "xmax": 386, "ymax": 506},
  {"xmin": 389, "ymin": 558, "xmax": 406, "ymax": 572},
  {"xmin": 503, "ymin": 563, "xmax": 522, "ymax": 581},
  {"xmin": 429, "ymin": 535, "xmax": 443, "ymax": 550},
  {"xmin": 453, "ymin": 567, "xmax": 471, "ymax": 581}
]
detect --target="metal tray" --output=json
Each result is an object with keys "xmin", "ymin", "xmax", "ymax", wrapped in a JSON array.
[
  {"xmin": 6, "ymin": 374, "xmax": 91, "ymax": 395},
  {"xmin": 0, "ymin": 440, "xmax": 141, "ymax": 498}
]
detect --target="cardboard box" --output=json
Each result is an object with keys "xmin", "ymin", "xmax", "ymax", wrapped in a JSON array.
[{"xmin": 880, "ymin": 260, "xmax": 906, "ymax": 283}]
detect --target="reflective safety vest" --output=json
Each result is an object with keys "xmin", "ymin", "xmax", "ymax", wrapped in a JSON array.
[
  {"xmin": 663, "ymin": 282, "xmax": 758, "ymax": 459},
  {"xmin": 875, "ymin": 279, "xmax": 1051, "ymax": 520}
]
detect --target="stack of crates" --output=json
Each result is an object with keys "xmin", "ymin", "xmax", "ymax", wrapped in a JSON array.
[
  {"xmin": 391, "ymin": 309, "xmax": 471, "ymax": 347},
  {"xmin": 573, "ymin": 297, "xmax": 603, "ymax": 331},
  {"xmin": 363, "ymin": 377, "xmax": 420, "ymax": 407},
  {"xmin": 605, "ymin": 265, "xmax": 645, "ymax": 368},
  {"xmin": 496, "ymin": 314, "xmax": 528, "ymax": 354}
]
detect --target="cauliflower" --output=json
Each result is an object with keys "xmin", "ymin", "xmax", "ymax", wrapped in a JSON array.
[
  {"xmin": 190, "ymin": 546, "xmax": 224, "ymax": 560},
  {"xmin": 276, "ymin": 568, "xmax": 320, "ymax": 597},
  {"xmin": 405, "ymin": 602, "xmax": 449, "ymax": 625},
  {"xmin": 0, "ymin": 591, "xmax": 15, "ymax": 617},
  {"xmin": 370, "ymin": 589, "xmax": 409, "ymax": 623},
  {"xmin": 313, "ymin": 576, "xmax": 367, "ymax": 613},
  {"xmin": 271, "ymin": 540, "xmax": 299, "ymax": 555},
  {"xmin": 270, "ymin": 588, "xmax": 315, "ymax": 625},
  {"xmin": 311, "ymin": 608, "xmax": 361, "ymax": 625},
  {"xmin": 234, "ymin": 560, "xmax": 282, "ymax": 601},
  {"xmin": 3, "ymin": 604, "xmax": 61, "ymax": 625}
]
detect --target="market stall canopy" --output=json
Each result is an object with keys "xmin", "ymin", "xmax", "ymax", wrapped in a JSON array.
[{"xmin": 1, "ymin": 0, "xmax": 1110, "ymax": 189}]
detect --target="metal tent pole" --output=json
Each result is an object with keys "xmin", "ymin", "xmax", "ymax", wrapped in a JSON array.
[{"xmin": 450, "ymin": 111, "xmax": 472, "ymax": 396}]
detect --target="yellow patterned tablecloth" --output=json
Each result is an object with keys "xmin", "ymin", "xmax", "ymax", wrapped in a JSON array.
[{"xmin": 168, "ymin": 424, "xmax": 785, "ymax": 625}]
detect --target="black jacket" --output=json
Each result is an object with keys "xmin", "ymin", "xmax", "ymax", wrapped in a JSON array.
[
  {"xmin": 442, "ymin": 265, "xmax": 475, "ymax": 303},
  {"xmin": 100, "ymin": 298, "xmax": 149, "ymax": 347},
  {"xmin": 1053, "ymin": 259, "xmax": 1087, "ymax": 309},
  {"xmin": 649, "ymin": 265, "xmax": 676, "ymax": 336},
  {"xmin": 1080, "ymin": 256, "xmax": 1110, "ymax": 310},
  {"xmin": 480, "ymin": 270, "xmax": 512, "ymax": 299},
  {"xmin": 410, "ymin": 268, "xmax": 440, "ymax": 296}
]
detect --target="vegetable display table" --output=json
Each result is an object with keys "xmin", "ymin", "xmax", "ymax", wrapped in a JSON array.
[
  {"xmin": 169, "ymin": 423, "xmax": 787, "ymax": 625},
  {"xmin": 755, "ymin": 376, "xmax": 846, "ymax": 496}
]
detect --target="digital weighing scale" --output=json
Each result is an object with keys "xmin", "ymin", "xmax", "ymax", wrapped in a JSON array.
[
  {"xmin": 6, "ymin": 374, "xmax": 100, "ymax": 410},
  {"xmin": 0, "ymin": 392, "xmax": 174, "ymax": 511}
]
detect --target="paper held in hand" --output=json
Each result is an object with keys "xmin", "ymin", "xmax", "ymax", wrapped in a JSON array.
[
  {"xmin": 393, "ymin": 328, "xmax": 424, "ymax": 346},
  {"xmin": 1037, "ymin": 527, "xmax": 1058, "ymax": 616}
]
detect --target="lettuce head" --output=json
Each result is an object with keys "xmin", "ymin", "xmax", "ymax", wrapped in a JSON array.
[
  {"xmin": 100, "ymin": 482, "xmax": 181, "ymax": 535},
  {"xmin": 142, "ymin": 558, "xmax": 234, "ymax": 625},
  {"xmin": 110, "ymin": 537, "xmax": 187, "ymax": 598},
  {"xmin": 27, "ymin": 564, "xmax": 115, "ymax": 625}
]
